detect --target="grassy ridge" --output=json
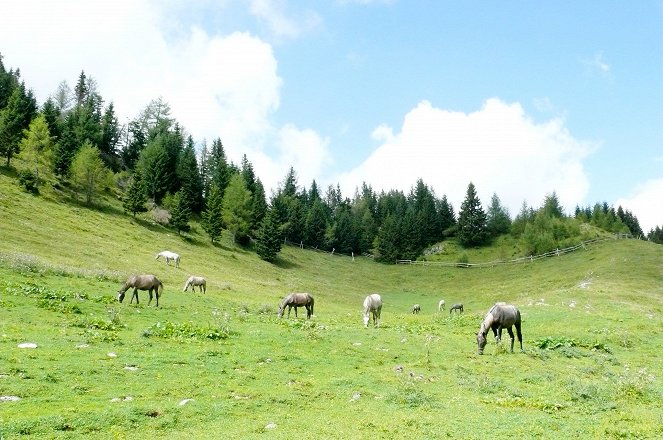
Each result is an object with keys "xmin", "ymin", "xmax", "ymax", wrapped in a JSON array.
[{"xmin": 1, "ymin": 171, "xmax": 663, "ymax": 439}]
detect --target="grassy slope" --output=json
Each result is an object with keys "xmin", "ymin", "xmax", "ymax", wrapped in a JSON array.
[{"xmin": 1, "ymin": 171, "xmax": 663, "ymax": 439}]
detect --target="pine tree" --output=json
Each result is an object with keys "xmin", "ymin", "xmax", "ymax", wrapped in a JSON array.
[
  {"xmin": 122, "ymin": 171, "xmax": 148, "ymax": 217},
  {"xmin": 375, "ymin": 214, "xmax": 400, "ymax": 263},
  {"xmin": 436, "ymin": 195, "xmax": 456, "ymax": 237},
  {"xmin": 486, "ymin": 193, "xmax": 511, "ymax": 238},
  {"xmin": 0, "ymin": 82, "xmax": 38, "ymax": 166},
  {"xmin": 201, "ymin": 183, "xmax": 224, "ymax": 243},
  {"xmin": 136, "ymin": 136, "xmax": 170, "ymax": 203},
  {"xmin": 99, "ymin": 102, "xmax": 122, "ymax": 171},
  {"xmin": 256, "ymin": 208, "xmax": 282, "ymax": 262},
  {"xmin": 177, "ymin": 136, "xmax": 203, "ymax": 213},
  {"xmin": 169, "ymin": 190, "xmax": 191, "ymax": 235},
  {"xmin": 222, "ymin": 174, "xmax": 253, "ymax": 244},
  {"xmin": 457, "ymin": 182, "xmax": 488, "ymax": 247}
]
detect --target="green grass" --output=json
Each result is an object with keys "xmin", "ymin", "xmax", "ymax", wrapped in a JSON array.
[{"xmin": 1, "ymin": 169, "xmax": 663, "ymax": 439}]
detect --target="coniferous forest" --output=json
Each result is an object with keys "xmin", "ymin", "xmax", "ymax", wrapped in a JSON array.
[{"xmin": 0, "ymin": 54, "xmax": 658, "ymax": 263}]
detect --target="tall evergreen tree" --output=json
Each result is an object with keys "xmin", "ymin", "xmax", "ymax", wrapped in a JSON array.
[
  {"xmin": 201, "ymin": 183, "xmax": 224, "ymax": 243},
  {"xmin": 304, "ymin": 199, "xmax": 328, "ymax": 248},
  {"xmin": 375, "ymin": 214, "xmax": 401, "ymax": 263},
  {"xmin": 436, "ymin": 195, "xmax": 456, "ymax": 237},
  {"xmin": 0, "ymin": 82, "xmax": 37, "ymax": 166},
  {"xmin": 136, "ymin": 137, "xmax": 170, "ymax": 203},
  {"xmin": 256, "ymin": 207, "xmax": 283, "ymax": 262},
  {"xmin": 457, "ymin": 182, "xmax": 488, "ymax": 247},
  {"xmin": 121, "ymin": 119, "xmax": 146, "ymax": 170},
  {"xmin": 169, "ymin": 190, "xmax": 191, "ymax": 235},
  {"xmin": 222, "ymin": 174, "xmax": 253, "ymax": 244},
  {"xmin": 177, "ymin": 135, "xmax": 203, "ymax": 213},
  {"xmin": 123, "ymin": 171, "xmax": 148, "ymax": 217},
  {"xmin": 99, "ymin": 102, "xmax": 122, "ymax": 171},
  {"xmin": 486, "ymin": 193, "xmax": 511, "ymax": 238},
  {"xmin": 208, "ymin": 138, "xmax": 231, "ymax": 199}
]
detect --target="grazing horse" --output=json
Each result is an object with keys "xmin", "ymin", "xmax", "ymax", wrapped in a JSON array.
[
  {"xmin": 278, "ymin": 293, "xmax": 314, "ymax": 319},
  {"xmin": 411, "ymin": 304, "xmax": 421, "ymax": 314},
  {"xmin": 156, "ymin": 251, "xmax": 180, "ymax": 268},
  {"xmin": 476, "ymin": 303, "xmax": 523, "ymax": 355},
  {"xmin": 449, "ymin": 303, "xmax": 464, "ymax": 314},
  {"xmin": 183, "ymin": 276, "xmax": 206, "ymax": 293},
  {"xmin": 438, "ymin": 299, "xmax": 445, "ymax": 311},
  {"xmin": 117, "ymin": 274, "xmax": 163, "ymax": 307},
  {"xmin": 363, "ymin": 294, "xmax": 382, "ymax": 328}
]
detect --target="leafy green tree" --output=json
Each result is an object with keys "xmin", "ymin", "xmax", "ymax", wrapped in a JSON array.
[
  {"xmin": 486, "ymin": 193, "xmax": 511, "ymax": 238},
  {"xmin": 70, "ymin": 142, "xmax": 111, "ymax": 205},
  {"xmin": 222, "ymin": 174, "xmax": 253, "ymax": 244},
  {"xmin": 201, "ymin": 183, "xmax": 224, "ymax": 243},
  {"xmin": 457, "ymin": 182, "xmax": 488, "ymax": 247},
  {"xmin": 169, "ymin": 190, "xmax": 191, "ymax": 234},
  {"xmin": 18, "ymin": 114, "xmax": 54, "ymax": 191},
  {"xmin": 541, "ymin": 192, "xmax": 564, "ymax": 218},
  {"xmin": 121, "ymin": 119, "xmax": 147, "ymax": 171},
  {"xmin": 122, "ymin": 171, "xmax": 148, "ymax": 217},
  {"xmin": 0, "ymin": 82, "xmax": 38, "ymax": 166},
  {"xmin": 256, "ymin": 208, "xmax": 283, "ymax": 262},
  {"xmin": 511, "ymin": 200, "xmax": 535, "ymax": 237}
]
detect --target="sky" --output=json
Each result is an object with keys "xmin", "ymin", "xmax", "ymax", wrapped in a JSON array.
[{"xmin": 1, "ymin": 0, "xmax": 662, "ymax": 231}]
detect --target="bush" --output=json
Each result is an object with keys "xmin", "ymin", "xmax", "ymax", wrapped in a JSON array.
[{"xmin": 18, "ymin": 169, "xmax": 39, "ymax": 193}]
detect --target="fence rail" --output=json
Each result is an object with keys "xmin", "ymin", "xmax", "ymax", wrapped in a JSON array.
[{"xmin": 396, "ymin": 234, "xmax": 631, "ymax": 268}]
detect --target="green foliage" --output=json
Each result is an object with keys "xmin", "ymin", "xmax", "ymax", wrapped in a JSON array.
[
  {"xmin": 486, "ymin": 193, "xmax": 511, "ymax": 238},
  {"xmin": 222, "ymin": 174, "xmax": 252, "ymax": 244},
  {"xmin": 143, "ymin": 320, "xmax": 233, "ymax": 341},
  {"xmin": 122, "ymin": 171, "xmax": 148, "ymax": 217},
  {"xmin": 457, "ymin": 182, "xmax": 489, "ymax": 247},
  {"xmin": 169, "ymin": 190, "xmax": 191, "ymax": 234},
  {"xmin": 0, "ymin": 81, "xmax": 38, "ymax": 166},
  {"xmin": 17, "ymin": 168, "xmax": 38, "ymax": 193},
  {"xmin": 70, "ymin": 141, "xmax": 111, "ymax": 204},
  {"xmin": 18, "ymin": 114, "xmax": 54, "ymax": 190},
  {"xmin": 201, "ymin": 183, "xmax": 224, "ymax": 243},
  {"xmin": 256, "ymin": 207, "xmax": 283, "ymax": 262}
]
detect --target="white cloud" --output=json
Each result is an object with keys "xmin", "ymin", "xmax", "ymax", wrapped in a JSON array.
[
  {"xmin": 616, "ymin": 180, "xmax": 663, "ymax": 233},
  {"xmin": 582, "ymin": 51, "xmax": 611, "ymax": 76},
  {"xmin": 249, "ymin": 0, "xmax": 322, "ymax": 39},
  {"xmin": 335, "ymin": 98, "xmax": 596, "ymax": 216},
  {"xmin": 0, "ymin": 0, "xmax": 331, "ymax": 195}
]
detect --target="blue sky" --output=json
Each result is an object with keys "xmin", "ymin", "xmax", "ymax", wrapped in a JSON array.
[{"xmin": 2, "ymin": 1, "xmax": 662, "ymax": 231}]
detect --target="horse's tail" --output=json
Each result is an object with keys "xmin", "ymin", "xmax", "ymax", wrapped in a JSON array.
[{"xmin": 158, "ymin": 281, "xmax": 164, "ymax": 296}]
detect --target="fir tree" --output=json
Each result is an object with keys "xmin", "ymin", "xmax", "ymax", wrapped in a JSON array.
[
  {"xmin": 122, "ymin": 172, "xmax": 148, "ymax": 217},
  {"xmin": 256, "ymin": 208, "xmax": 282, "ymax": 262},
  {"xmin": 201, "ymin": 183, "xmax": 224, "ymax": 243},
  {"xmin": 169, "ymin": 190, "xmax": 191, "ymax": 235},
  {"xmin": 222, "ymin": 174, "xmax": 253, "ymax": 244},
  {"xmin": 486, "ymin": 193, "xmax": 511, "ymax": 238},
  {"xmin": 457, "ymin": 182, "xmax": 488, "ymax": 247},
  {"xmin": 0, "ymin": 82, "xmax": 38, "ymax": 166}
]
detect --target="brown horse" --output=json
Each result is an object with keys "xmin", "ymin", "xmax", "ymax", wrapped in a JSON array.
[
  {"xmin": 278, "ymin": 293, "xmax": 314, "ymax": 319},
  {"xmin": 476, "ymin": 303, "xmax": 523, "ymax": 355},
  {"xmin": 117, "ymin": 274, "xmax": 163, "ymax": 307}
]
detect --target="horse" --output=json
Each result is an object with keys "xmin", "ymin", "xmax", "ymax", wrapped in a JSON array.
[
  {"xmin": 476, "ymin": 303, "xmax": 523, "ymax": 355},
  {"xmin": 363, "ymin": 294, "xmax": 382, "ymax": 328},
  {"xmin": 277, "ymin": 293, "xmax": 314, "ymax": 319},
  {"xmin": 438, "ymin": 299, "xmax": 445, "ymax": 311},
  {"xmin": 117, "ymin": 274, "xmax": 163, "ymax": 307},
  {"xmin": 156, "ymin": 250, "xmax": 180, "ymax": 268},
  {"xmin": 449, "ymin": 303, "xmax": 464, "ymax": 314},
  {"xmin": 183, "ymin": 276, "xmax": 206, "ymax": 293},
  {"xmin": 411, "ymin": 304, "xmax": 421, "ymax": 314}
]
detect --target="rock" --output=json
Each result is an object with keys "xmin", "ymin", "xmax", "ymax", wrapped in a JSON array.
[
  {"xmin": 107, "ymin": 352, "xmax": 117, "ymax": 358},
  {"xmin": 265, "ymin": 422, "xmax": 277, "ymax": 430},
  {"xmin": 17, "ymin": 343, "xmax": 37, "ymax": 349},
  {"xmin": 179, "ymin": 398, "xmax": 194, "ymax": 406},
  {"xmin": 1, "ymin": 395, "xmax": 21, "ymax": 401}
]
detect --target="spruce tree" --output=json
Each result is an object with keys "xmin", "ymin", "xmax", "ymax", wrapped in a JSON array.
[
  {"xmin": 169, "ymin": 190, "xmax": 191, "ymax": 235},
  {"xmin": 486, "ymin": 193, "xmax": 512, "ymax": 238},
  {"xmin": 457, "ymin": 182, "xmax": 488, "ymax": 247},
  {"xmin": 256, "ymin": 208, "xmax": 282, "ymax": 262},
  {"xmin": 201, "ymin": 183, "xmax": 224, "ymax": 243},
  {"xmin": 123, "ymin": 172, "xmax": 148, "ymax": 217},
  {"xmin": 222, "ymin": 174, "xmax": 253, "ymax": 244},
  {"xmin": 0, "ymin": 82, "xmax": 38, "ymax": 166}
]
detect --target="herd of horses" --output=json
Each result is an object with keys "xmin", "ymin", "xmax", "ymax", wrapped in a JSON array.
[{"xmin": 117, "ymin": 250, "xmax": 523, "ymax": 355}]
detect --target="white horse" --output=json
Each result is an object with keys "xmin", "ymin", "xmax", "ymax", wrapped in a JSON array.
[
  {"xmin": 183, "ymin": 276, "xmax": 206, "ymax": 293},
  {"xmin": 438, "ymin": 299, "xmax": 445, "ymax": 311},
  {"xmin": 363, "ymin": 293, "xmax": 382, "ymax": 328},
  {"xmin": 156, "ymin": 251, "xmax": 180, "ymax": 268}
]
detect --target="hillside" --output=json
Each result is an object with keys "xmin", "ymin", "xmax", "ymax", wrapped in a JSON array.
[{"xmin": 1, "ymin": 171, "xmax": 663, "ymax": 439}]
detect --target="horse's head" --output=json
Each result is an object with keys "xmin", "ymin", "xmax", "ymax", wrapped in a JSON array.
[
  {"xmin": 363, "ymin": 313, "xmax": 369, "ymax": 328},
  {"xmin": 477, "ymin": 331, "xmax": 487, "ymax": 355},
  {"xmin": 117, "ymin": 291, "xmax": 125, "ymax": 303}
]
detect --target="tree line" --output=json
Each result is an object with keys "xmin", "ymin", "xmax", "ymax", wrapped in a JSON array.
[{"xmin": 1, "ymin": 55, "xmax": 659, "ymax": 264}]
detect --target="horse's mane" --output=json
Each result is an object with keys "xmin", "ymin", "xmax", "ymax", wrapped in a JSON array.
[{"xmin": 479, "ymin": 312, "xmax": 495, "ymax": 335}]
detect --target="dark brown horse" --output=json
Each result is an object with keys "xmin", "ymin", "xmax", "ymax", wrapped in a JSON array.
[
  {"xmin": 117, "ymin": 274, "xmax": 163, "ymax": 307},
  {"xmin": 449, "ymin": 303, "xmax": 464, "ymax": 314},
  {"xmin": 278, "ymin": 293, "xmax": 314, "ymax": 319},
  {"xmin": 476, "ymin": 303, "xmax": 523, "ymax": 354}
]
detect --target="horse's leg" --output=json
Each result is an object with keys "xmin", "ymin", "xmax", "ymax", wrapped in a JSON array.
[
  {"xmin": 506, "ymin": 327, "xmax": 515, "ymax": 353},
  {"xmin": 491, "ymin": 326, "xmax": 499, "ymax": 342},
  {"xmin": 147, "ymin": 288, "xmax": 153, "ymax": 306},
  {"xmin": 132, "ymin": 288, "xmax": 139, "ymax": 304},
  {"xmin": 294, "ymin": 306, "xmax": 298, "ymax": 318},
  {"xmin": 515, "ymin": 322, "xmax": 523, "ymax": 351}
]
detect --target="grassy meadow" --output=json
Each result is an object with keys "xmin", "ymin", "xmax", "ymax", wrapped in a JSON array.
[{"xmin": 1, "ymin": 170, "xmax": 663, "ymax": 439}]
